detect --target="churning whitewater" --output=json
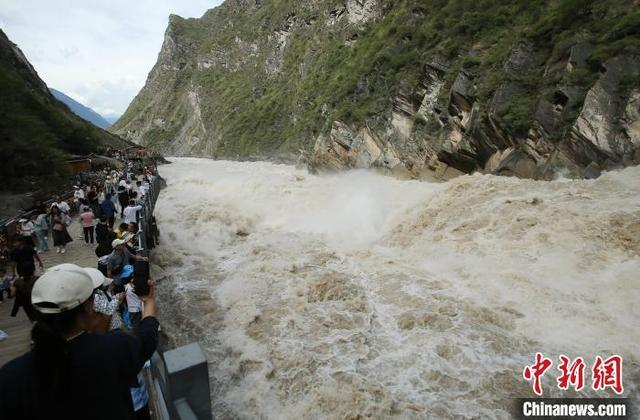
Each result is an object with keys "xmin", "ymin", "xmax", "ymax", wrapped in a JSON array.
[{"xmin": 153, "ymin": 158, "xmax": 639, "ymax": 419}]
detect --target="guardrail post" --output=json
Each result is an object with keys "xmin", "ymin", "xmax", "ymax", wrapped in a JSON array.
[{"xmin": 162, "ymin": 343, "xmax": 212, "ymax": 420}]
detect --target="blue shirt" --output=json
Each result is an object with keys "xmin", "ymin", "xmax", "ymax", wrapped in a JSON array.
[{"xmin": 100, "ymin": 199, "xmax": 117, "ymax": 217}]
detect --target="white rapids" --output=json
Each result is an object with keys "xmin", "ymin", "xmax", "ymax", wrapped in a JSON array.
[{"xmin": 153, "ymin": 157, "xmax": 640, "ymax": 419}]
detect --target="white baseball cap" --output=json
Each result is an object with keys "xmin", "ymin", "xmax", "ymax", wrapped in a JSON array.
[
  {"xmin": 83, "ymin": 267, "xmax": 113, "ymax": 288},
  {"xmin": 32, "ymin": 264, "xmax": 95, "ymax": 314},
  {"xmin": 112, "ymin": 238, "xmax": 126, "ymax": 248}
]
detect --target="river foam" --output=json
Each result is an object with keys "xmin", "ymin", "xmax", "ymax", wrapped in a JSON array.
[{"xmin": 153, "ymin": 158, "xmax": 640, "ymax": 419}]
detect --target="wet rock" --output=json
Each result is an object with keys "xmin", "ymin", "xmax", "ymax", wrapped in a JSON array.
[
  {"xmin": 490, "ymin": 148, "xmax": 538, "ymax": 179},
  {"xmin": 618, "ymin": 89, "xmax": 640, "ymax": 162},
  {"xmin": 309, "ymin": 122, "xmax": 407, "ymax": 174},
  {"xmin": 582, "ymin": 161, "xmax": 601, "ymax": 179},
  {"xmin": 391, "ymin": 94, "xmax": 416, "ymax": 138},
  {"xmin": 571, "ymin": 56, "xmax": 640, "ymax": 162},
  {"xmin": 352, "ymin": 128, "xmax": 384, "ymax": 168},
  {"xmin": 449, "ymin": 71, "xmax": 475, "ymax": 116}
]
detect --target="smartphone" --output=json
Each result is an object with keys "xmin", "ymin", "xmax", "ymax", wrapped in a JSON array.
[{"xmin": 133, "ymin": 260, "xmax": 150, "ymax": 296}]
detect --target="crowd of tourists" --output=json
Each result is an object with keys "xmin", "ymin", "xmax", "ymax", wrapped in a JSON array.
[{"xmin": 0, "ymin": 163, "xmax": 161, "ymax": 419}]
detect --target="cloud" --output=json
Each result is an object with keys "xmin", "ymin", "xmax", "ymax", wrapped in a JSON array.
[{"xmin": 0, "ymin": 0, "xmax": 223, "ymax": 119}]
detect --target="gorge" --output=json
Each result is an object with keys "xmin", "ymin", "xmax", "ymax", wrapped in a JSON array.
[{"xmin": 112, "ymin": 0, "xmax": 640, "ymax": 180}]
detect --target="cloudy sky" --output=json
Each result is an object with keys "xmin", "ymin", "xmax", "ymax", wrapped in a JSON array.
[{"xmin": 0, "ymin": 0, "xmax": 223, "ymax": 121}]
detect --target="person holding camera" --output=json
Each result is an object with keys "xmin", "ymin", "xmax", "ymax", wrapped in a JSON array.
[{"xmin": 0, "ymin": 263, "xmax": 159, "ymax": 419}]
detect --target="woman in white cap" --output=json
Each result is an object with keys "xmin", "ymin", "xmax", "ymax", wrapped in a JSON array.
[{"xmin": 0, "ymin": 263, "xmax": 159, "ymax": 419}]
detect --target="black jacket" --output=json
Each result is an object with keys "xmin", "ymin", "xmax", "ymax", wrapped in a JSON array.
[{"xmin": 0, "ymin": 317, "xmax": 160, "ymax": 420}]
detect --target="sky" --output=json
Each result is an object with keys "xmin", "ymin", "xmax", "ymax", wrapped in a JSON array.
[{"xmin": 0, "ymin": 0, "xmax": 223, "ymax": 121}]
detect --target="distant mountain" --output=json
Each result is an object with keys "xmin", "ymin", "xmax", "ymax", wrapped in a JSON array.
[
  {"xmin": 0, "ymin": 29, "xmax": 134, "ymax": 191},
  {"xmin": 50, "ymin": 88, "xmax": 111, "ymax": 129},
  {"xmin": 104, "ymin": 115, "xmax": 121, "ymax": 126}
]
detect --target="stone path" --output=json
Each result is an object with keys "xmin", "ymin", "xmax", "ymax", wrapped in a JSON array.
[{"xmin": 0, "ymin": 218, "xmax": 99, "ymax": 366}]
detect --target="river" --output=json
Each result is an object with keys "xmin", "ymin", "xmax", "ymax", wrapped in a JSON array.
[{"xmin": 153, "ymin": 157, "xmax": 639, "ymax": 419}]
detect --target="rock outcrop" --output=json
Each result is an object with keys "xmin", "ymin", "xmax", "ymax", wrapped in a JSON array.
[{"xmin": 112, "ymin": 0, "xmax": 640, "ymax": 179}]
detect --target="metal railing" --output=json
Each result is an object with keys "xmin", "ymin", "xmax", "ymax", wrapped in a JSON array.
[
  {"xmin": 134, "ymin": 174, "xmax": 213, "ymax": 420},
  {"xmin": 136, "ymin": 174, "xmax": 162, "ymax": 257}
]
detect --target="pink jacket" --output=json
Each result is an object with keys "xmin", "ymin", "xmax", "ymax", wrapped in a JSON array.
[{"xmin": 80, "ymin": 211, "xmax": 94, "ymax": 228}]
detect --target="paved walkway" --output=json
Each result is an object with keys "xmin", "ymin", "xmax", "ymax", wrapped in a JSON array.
[{"xmin": 0, "ymin": 218, "xmax": 99, "ymax": 366}]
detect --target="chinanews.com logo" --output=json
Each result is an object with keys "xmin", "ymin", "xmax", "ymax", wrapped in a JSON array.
[{"xmin": 517, "ymin": 353, "xmax": 630, "ymax": 419}]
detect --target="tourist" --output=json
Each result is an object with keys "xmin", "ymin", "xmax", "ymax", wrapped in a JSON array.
[
  {"xmin": 96, "ymin": 235, "xmax": 116, "ymax": 276},
  {"xmin": 129, "ymin": 372, "xmax": 152, "ymax": 420},
  {"xmin": 17, "ymin": 217, "xmax": 35, "ymax": 250},
  {"xmin": 140, "ymin": 179, "xmax": 150, "ymax": 198},
  {"xmin": 10, "ymin": 237, "xmax": 43, "ymax": 278},
  {"xmin": 9, "ymin": 262, "xmax": 38, "ymax": 322},
  {"xmin": 0, "ymin": 267, "xmax": 12, "ymax": 303},
  {"xmin": 51, "ymin": 196, "xmax": 71, "ymax": 215},
  {"xmin": 106, "ymin": 238, "xmax": 146, "ymax": 279},
  {"xmin": 0, "ymin": 263, "xmax": 160, "ymax": 419},
  {"xmin": 95, "ymin": 215, "xmax": 111, "ymax": 244},
  {"xmin": 50, "ymin": 205, "xmax": 72, "ymax": 253},
  {"xmin": 73, "ymin": 186, "xmax": 85, "ymax": 214},
  {"xmin": 115, "ymin": 222, "xmax": 129, "ymax": 238},
  {"xmin": 97, "ymin": 186, "xmax": 106, "ymax": 205},
  {"xmin": 115, "ymin": 263, "xmax": 134, "ymax": 295},
  {"xmin": 130, "ymin": 191, "xmax": 142, "ymax": 205},
  {"xmin": 87, "ymin": 186, "xmax": 99, "ymax": 216},
  {"xmin": 79, "ymin": 206, "xmax": 95, "ymax": 245},
  {"xmin": 123, "ymin": 200, "xmax": 142, "ymax": 224},
  {"xmin": 125, "ymin": 223, "xmax": 140, "ymax": 251},
  {"xmin": 33, "ymin": 208, "xmax": 50, "ymax": 254},
  {"xmin": 117, "ymin": 183, "xmax": 130, "ymax": 218},
  {"xmin": 100, "ymin": 193, "xmax": 117, "ymax": 228},
  {"xmin": 125, "ymin": 279, "xmax": 142, "ymax": 333},
  {"xmin": 110, "ymin": 184, "xmax": 120, "ymax": 214},
  {"xmin": 87, "ymin": 266, "xmax": 124, "ymax": 331}
]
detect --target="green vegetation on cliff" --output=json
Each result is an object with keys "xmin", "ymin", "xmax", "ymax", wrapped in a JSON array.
[
  {"xmin": 0, "ymin": 30, "xmax": 131, "ymax": 191},
  {"xmin": 113, "ymin": 0, "xmax": 640, "ymax": 161}
]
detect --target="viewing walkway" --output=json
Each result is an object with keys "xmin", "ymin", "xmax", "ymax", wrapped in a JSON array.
[
  {"xmin": 0, "ymin": 217, "xmax": 97, "ymax": 366},
  {"xmin": 0, "ymin": 218, "xmax": 99, "ymax": 366},
  {"xmin": 0, "ymin": 171, "xmax": 162, "ymax": 367}
]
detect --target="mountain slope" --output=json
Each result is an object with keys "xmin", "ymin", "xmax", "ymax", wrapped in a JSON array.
[
  {"xmin": 50, "ymin": 88, "xmax": 112, "ymax": 129},
  {"xmin": 0, "ymin": 29, "xmax": 133, "ymax": 191},
  {"xmin": 112, "ymin": 0, "xmax": 640, "ymax": 179}
]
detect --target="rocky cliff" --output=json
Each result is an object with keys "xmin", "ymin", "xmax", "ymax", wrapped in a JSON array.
[
  {"xmin": 0, "ymin": 29, "xmax": 133, "ymax": 190},
  {"xmin": 112, "ymin": 0, "xmax": 640, "ymax": 179}
]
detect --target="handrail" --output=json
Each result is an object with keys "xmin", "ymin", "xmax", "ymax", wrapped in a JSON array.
[{"xmin": 136, "ymin": 174, "xmax": 162, "ymax": 257}]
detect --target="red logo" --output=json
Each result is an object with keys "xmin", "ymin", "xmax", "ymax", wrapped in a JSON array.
[
  {"xmin": 557, "ymin": 355, "xmax": 586, "ymax": 391},
  {"xmin": 592, "ymin": 355, "xmax": 623, "ymax": 394},
  {"xmin": 523, "ymin": 352, "xmax": 553, "ymax": 396},
  {"xmin": 523, "ymin": 354, "xmax": 623, "ymax": 396}
]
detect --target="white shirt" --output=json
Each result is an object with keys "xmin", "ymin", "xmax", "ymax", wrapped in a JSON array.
[
  {"xmin": 74, "ymin": 190, "xmax": 85, "ymax": 201},
  {"xmin": 123, "ymin": 205, "xmax": 142, "ymax": 224},
  {"xmin": 125, "ymin": 283, "xmax": 142, "ymax": 313},
  {"xmin": 51, "ymin": 201, "xmax": 70, "ymax": 214},
  {"xmin": 20, "ymin": 221, "xmax": 34, "ymax": 236}
]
